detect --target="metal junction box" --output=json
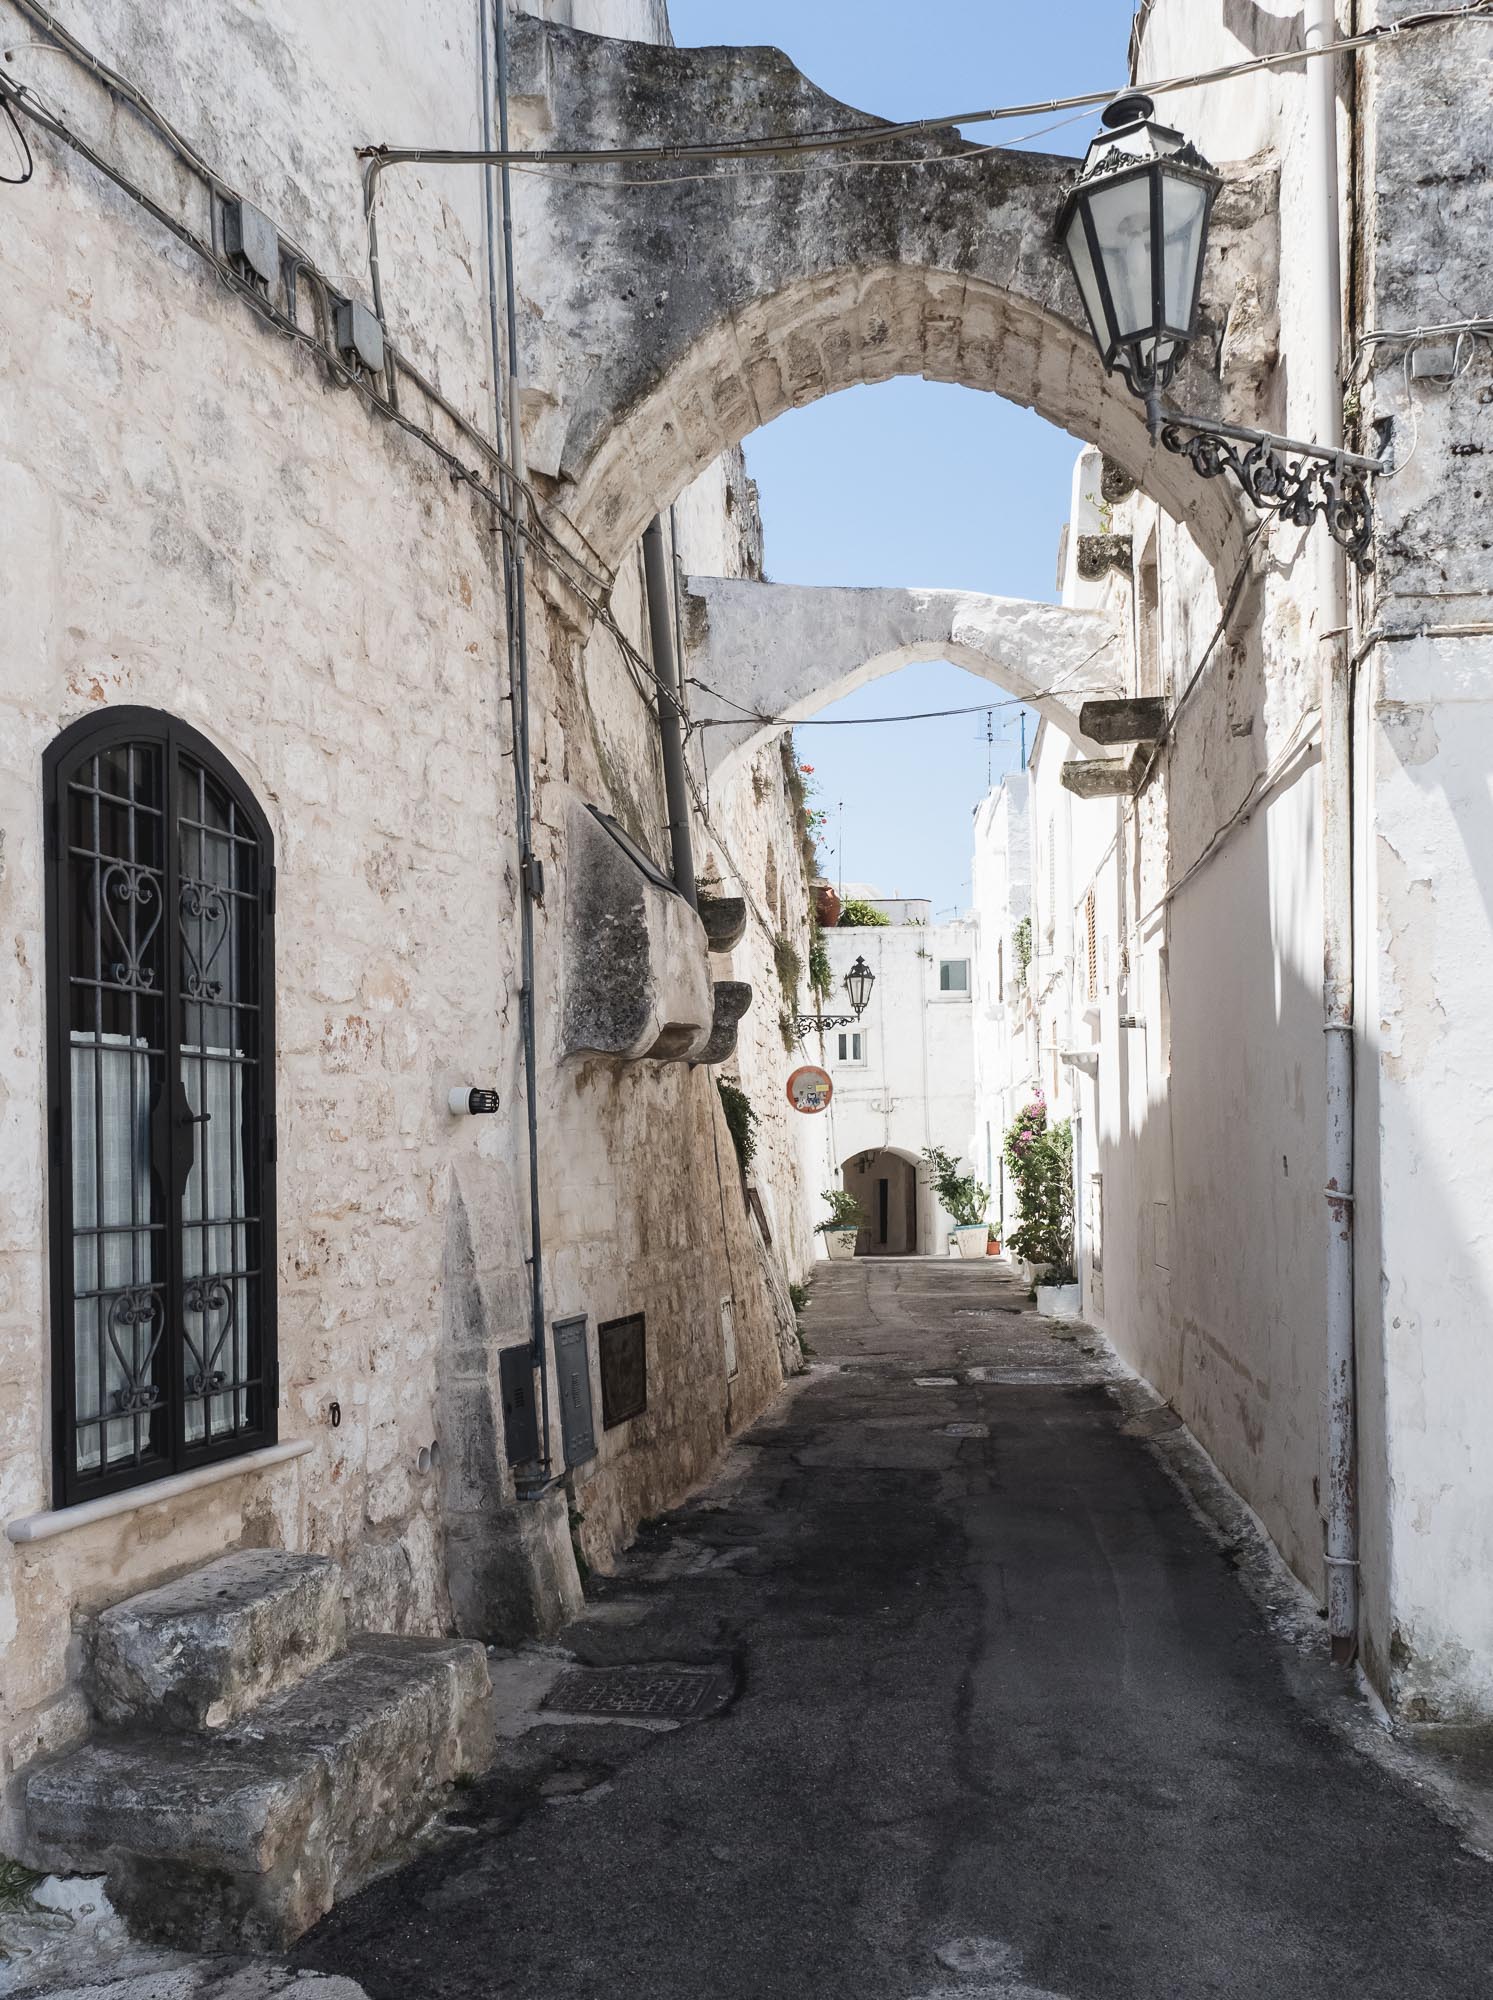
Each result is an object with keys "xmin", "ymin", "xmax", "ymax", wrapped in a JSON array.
[
  {"xmin": 553, "ymin": 1316, "xmax": 597, "ymax": 1468},
  {"xmin": 223, "ymin": 198, "xmax": 280, "ymax": 288},
  {"xmin": 333, "ymin": 298, "xmax": 385, "ymax": 375},
  {"xmin": 499, "ymin": 1344, "xmax": 540, "ymax": 1466}
]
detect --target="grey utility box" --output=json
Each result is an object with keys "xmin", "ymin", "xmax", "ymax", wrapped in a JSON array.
[
  {"xmin": 223, "ymin": 198, "xmax": 280, "ymax": 287},
  {"xmin": 553, "ymin": 1316, "xmax": 597, "ymax": 1469}
]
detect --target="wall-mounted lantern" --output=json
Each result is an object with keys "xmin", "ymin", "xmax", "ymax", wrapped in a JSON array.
[
  {"xmin": 842, "ymin": 956, "xmax": 875, "ymax": 1018},
  {"xmin": 1058, "ymin": 93, "xmax": 1219, "ymax": 412},
  {"xmin": 794, "ymin": 955, "xmax": 876, "ymax": 1040},
  {"xmin": 1059, "ymin": 93, "xmax": 1383, "ymax": 569}
]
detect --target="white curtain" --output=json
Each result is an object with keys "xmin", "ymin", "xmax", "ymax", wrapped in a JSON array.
[{"xmin": 70, "ymin": 1033, "xmax": 155, "ymax": 1470}]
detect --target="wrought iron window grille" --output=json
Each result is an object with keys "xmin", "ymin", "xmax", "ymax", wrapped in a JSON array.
[{"xmin": 44, "ymin": 708, "xmax": 278, "ymax": 1508}]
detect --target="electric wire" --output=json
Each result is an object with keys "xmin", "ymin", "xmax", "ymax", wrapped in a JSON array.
[
  {"xmin": 357, "ymin": 4, "xmax": 1493, "ymax": 178},
  {"xmin": 0, "ymin": 88, "xmax": 29, "ymax": 179},
  {"xmin": 685, "ymin": 644, "xmax": 1119, "ymax": 732},
  {"xmin": 501, "ymin": 108, "xmax": 1100, "ymax": 194}
]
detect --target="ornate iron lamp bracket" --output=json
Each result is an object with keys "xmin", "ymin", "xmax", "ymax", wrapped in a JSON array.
[
  {"xmin": 1157, "ymin": 410, "xmax": 1386, "ymax": 572},
  {"xmin": 792, "ymin": 1012, "xmax": 859, "ymax": 1038}
]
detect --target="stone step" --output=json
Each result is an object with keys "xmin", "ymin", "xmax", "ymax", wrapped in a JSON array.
[
  {"xmin": 90, "ymin": 1550, "xmax": 346, "ymax": 1732},
  {"xmin": 27, "ymin": 1633, "xmax": 493, "ymax": 1951}
]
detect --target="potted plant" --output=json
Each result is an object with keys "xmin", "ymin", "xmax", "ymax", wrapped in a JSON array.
[
  {"xmin": 1002, "ymin": 1098, "xmax": 1080, "ymax": 1314},
  {"xmin": 921, "ymin": 1147, "xmax": 992, "ymax": 1261},
  {"xmin": 986, "ymin": 1225, "xmax": 1002, "ymax": 1257},
  {"xmin": 817, "ymin": 1188, "xmax": 867, "ymax": 1261}
]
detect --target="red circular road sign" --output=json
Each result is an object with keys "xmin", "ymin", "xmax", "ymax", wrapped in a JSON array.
[{"xmin": 786, "ymin": 1065, "xmax": 833, "ymax": 1114}]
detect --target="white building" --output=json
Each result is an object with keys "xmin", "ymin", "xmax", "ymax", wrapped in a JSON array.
[
  {"xmin": 807, "ymin": 911, "xmax": 981, "ymax": 1257},
  {"xmin": 971, "ymin": 774, "xmax": 1032, "ymax": 1241}
]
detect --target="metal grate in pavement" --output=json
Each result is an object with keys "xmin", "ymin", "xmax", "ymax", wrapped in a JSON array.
[{"xmin": 541, "ymin": 1666, "xmax": 732, "ymax": 1721}]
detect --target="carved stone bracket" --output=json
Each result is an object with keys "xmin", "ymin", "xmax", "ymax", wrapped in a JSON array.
[{"xmin": 1077, "ymin": 535, "xmax": 1134, "ymax": 581}]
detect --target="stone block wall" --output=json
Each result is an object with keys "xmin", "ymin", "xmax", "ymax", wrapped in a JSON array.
[{"xmin": 0, "ymin": 0, "xmax": 812, "ymax": 1839}]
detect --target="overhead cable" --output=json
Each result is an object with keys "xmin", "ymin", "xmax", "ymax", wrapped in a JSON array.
[{"xmin": 357, "ymin": 5, "xmax": 1492, "ymax": 177}]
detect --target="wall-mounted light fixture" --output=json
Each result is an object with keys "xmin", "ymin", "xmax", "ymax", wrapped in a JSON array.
[
  {"xmin": 793, "ymin": 955, "xmax": 876, "ymax": 1039},
  {"xmin": 1059, "ymin": 94, "xmax": 1383, "ymax": 570}
]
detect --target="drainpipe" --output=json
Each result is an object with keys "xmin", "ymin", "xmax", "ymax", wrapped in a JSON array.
[
  {"xmin": 1304, "ymin": 0, "xmax": 1358, "ymax": 1664},
  {"xmin": 642, "ymin": 514, "xmax": 697, "ymax": 906},
  {"xmin": 484, "ymin": 0, "xmax": 552, "ymax": 1487}
]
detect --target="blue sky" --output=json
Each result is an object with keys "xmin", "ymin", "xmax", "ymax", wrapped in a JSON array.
[{"xmin": 669, "ymin": 0, "xmax": 1136, "ymax": 912}]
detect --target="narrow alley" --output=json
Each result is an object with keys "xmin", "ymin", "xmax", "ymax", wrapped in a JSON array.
[{"xmin": 293, "ymin": 1264, "xmax": 1492, "ymax": 2000}]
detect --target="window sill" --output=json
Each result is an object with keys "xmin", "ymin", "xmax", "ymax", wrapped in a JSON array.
[{"xmin": 5, "ymin": 1439, "xmax": 315, "ymax": 1546}]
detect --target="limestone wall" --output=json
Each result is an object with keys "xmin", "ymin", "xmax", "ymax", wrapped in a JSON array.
[{"xmin": 0, "ymin": 0, "xmax": 810, "ymax": 1841}]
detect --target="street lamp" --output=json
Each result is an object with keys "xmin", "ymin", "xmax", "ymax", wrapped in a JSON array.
[
  {"xmin": 1059, "ymin": 93, "xmax": 1383, "ymax": 569},
  {"xmin": 1058, "ymin": 92, "xmax": 1219, "ymax": 418},
  {"xmin": 843, "ymin": 955, "xmax": 875, "ymax": 1018},
  {"xmin": 793, "ymin": 955, "xmax": 876, "ymax": 1039}
]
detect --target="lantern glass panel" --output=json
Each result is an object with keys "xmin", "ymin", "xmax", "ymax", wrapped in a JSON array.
[
  {"xmin": 1161, "ymin": 175, "xmax": 1209, "ymax": 329},
  {"xmin": 1062, "ymin": 206, "xmax": 1108, "ymax": 352},
  {"xmin": 1087, "ymin": 173, "xmax": 1155, "ymax": 342}
]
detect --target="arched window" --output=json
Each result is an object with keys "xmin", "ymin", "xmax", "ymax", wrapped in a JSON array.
[{"xmin": 44, "ymin": 709, "xmax": 277, "ymax": 1506}]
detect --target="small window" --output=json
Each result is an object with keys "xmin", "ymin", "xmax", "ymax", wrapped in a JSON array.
[
  {"xmin": 598, "ymin": 1313, "xmax": 647, "ymax": 1427},
  {"xmin": 836, "ymin": 1030, "xmax": 865, "ymax": 1064},
  {"xmin": 939, "ymin": 960, "xmax": 969, "ymax": 994}
]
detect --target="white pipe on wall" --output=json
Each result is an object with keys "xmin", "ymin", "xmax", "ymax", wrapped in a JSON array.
[{"xmin": 1302, "ymin": 0, "xmax": 1359, "ymax": 1664}]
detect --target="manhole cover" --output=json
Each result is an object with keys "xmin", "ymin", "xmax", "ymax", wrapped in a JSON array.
[
  {"xmin": 914, "ymin": 1375, "xmax": 959, "ymax": 1387},
  {"xmin": 541, "ymin": 1666, "xmax": 731, "ymax": 1721},
  {"xmin": 944, "ymin": 1422, "xmax": 990, "ymax": 1438}
]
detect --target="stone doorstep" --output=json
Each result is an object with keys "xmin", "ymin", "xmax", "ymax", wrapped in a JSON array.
[
  {"xmin": 26, "ymin": 1635, "xmax": 494, "ymax": 1952},
  {"xmin": 91, "ymin": 1551, "xmax": 347, "ymax": 1733}
]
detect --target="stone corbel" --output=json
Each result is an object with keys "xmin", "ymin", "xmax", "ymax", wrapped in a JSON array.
[
  {"xmin": 698, "ymin": 895, "xmax": 748, "ymax": 952},
  {"xmin": 691, "ymin": 981, "xmax": 754, "ymax": 1068},
  {"xmin": 1076, "ymin": 534, "xmax": 1134, "ymax": 581},
  {"xmin": 560, "ymin": 802, "xmax": 715, "ymax": 1063}
]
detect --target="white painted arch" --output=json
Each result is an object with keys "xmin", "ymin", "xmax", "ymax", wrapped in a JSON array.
[{"xmin": 682, "ymin": 578, "xmax": 1122, "ymax": 780}]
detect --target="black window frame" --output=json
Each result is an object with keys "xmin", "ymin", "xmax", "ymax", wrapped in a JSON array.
[{"xmin": 44, "ymin": 707, "xmax": 278, "ymax": 1509}]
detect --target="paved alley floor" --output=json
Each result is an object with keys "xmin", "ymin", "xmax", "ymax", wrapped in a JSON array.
[{"xmin": 296, "ymin": 1260, "xmax": 1493, "ymax": 2000}]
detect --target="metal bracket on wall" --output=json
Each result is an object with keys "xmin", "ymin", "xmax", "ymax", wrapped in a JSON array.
[{"xmin": 1158, "ymin": 411, "xmax": 1386, "ymax": 571}]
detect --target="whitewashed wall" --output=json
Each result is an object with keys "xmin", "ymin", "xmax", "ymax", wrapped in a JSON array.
[{"xmin": 813, "ymin": 919, "xmax": 981, "ymax": 1256}]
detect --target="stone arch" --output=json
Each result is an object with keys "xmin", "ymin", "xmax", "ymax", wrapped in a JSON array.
[
  {"xmin": 683, "ymin": 578, "xmax": 1122, "ymax": 779},
  {"xmin": 562, "ymin": 262, "xmax": 1243, "ymax": 582},
  {"xmin": 509, "ymin": 20, "xmax": 1260, "ymax": 586}
]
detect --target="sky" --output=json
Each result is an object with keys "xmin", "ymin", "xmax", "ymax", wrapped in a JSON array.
[{"xmin": 668, "ymin": 0, "xmax": 1138, "ymax": 914}]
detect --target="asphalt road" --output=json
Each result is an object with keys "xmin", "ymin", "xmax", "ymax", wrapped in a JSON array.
[{"xmin": 296, "ymin": 1259, "xmax": 1493, "ymax": 1999}]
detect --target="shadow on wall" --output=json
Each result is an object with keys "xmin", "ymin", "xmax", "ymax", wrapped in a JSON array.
[{"xmin": 1094, "ymin": 697, "xmax": 1493, "ymax": 1723}]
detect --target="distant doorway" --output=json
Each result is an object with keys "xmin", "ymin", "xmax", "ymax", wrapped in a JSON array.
[{"xmin": 842, "ymin": 1151, "xmax": 918, "ymax": 1257}]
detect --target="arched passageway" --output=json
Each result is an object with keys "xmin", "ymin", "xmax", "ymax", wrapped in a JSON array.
[
  {"xmin": 508, "ymin": 18, "xmax": 1261, "ymax": 583},
  {"xmin": 842, "ymin": 1147, "xmax": 921, "ymax": 1257},
  {"xmin": 683, "ymin": 578, "xmax": 1121, "ymax": 778}
]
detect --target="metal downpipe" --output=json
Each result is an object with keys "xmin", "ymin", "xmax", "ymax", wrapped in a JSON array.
[
  {"xmin": 642, "ymin": 514, "xmax": 698, "ymax": 907},
  {"xmin": 484, "ymin": 0, "xmax": 552, "ymax": 1487},
  {"xmin": 1304, "ymin": 0, "xmax": 1358, "ymax": 1662}
]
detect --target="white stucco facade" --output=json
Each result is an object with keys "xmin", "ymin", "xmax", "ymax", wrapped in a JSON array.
[{"xmin": 805, "ymin": 917, "xmax": 981, "ymax": 1258}]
